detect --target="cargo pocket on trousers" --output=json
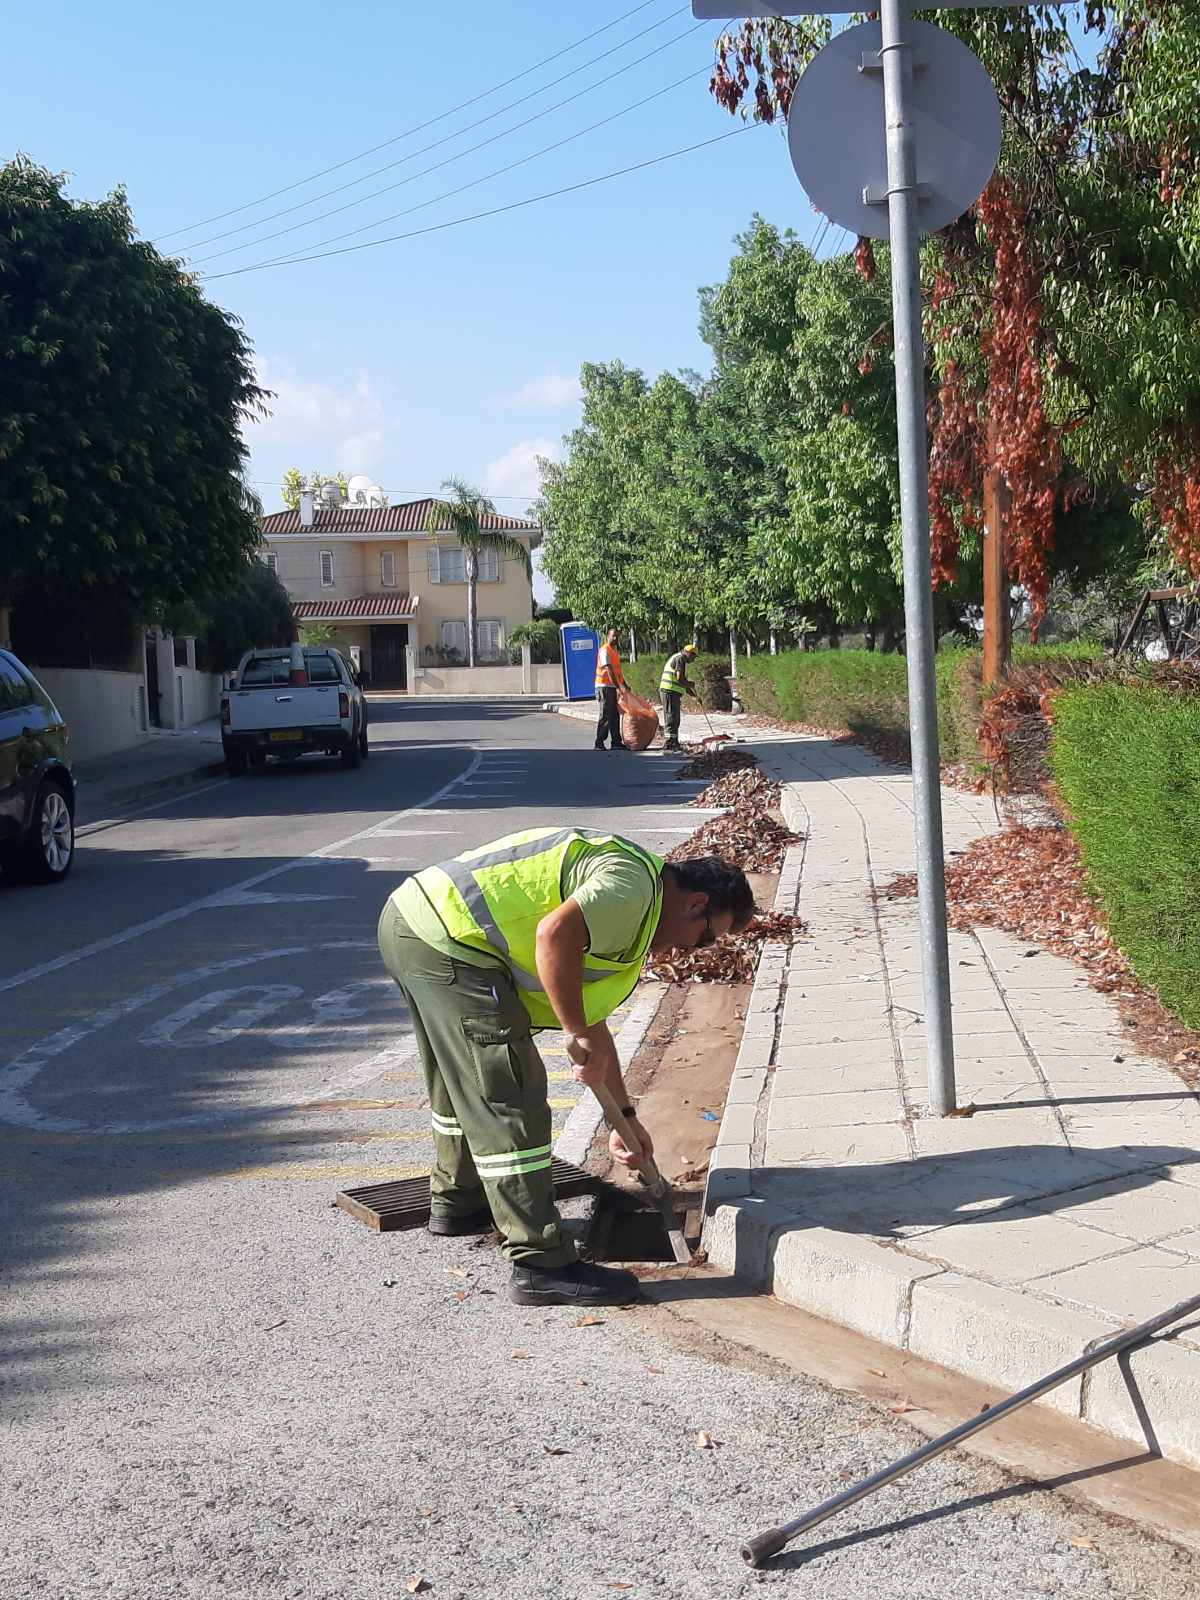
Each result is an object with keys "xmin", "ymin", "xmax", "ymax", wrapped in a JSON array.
[{"xmin": 461, "ymin": 1017, "xmax": 528, "ymax": 1109}]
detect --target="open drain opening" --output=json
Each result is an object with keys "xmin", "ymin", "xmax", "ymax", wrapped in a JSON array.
[{"xmin": 587, "ymin": 1186, "xmax": 699, "ymax": 1264}]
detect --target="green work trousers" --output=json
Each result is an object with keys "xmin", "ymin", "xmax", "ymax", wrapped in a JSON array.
[
  {"xmin": 378, "ymin": 901, "xmax": 576, "ymax": 1268},
  {"xmin": 660, "ymin": 690, "xmax": 682, "ymax": 744}
]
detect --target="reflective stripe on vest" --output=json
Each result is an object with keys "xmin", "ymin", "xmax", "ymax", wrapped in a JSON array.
[
  {"xmin": 660, "ymin": 654, "xmax": 688, "ymax": 694},
  {"xmin": 595, "ymin": 643, "xmax": 621, "ymax": 689},
  {"xmin": 414, "ymin": 828, "xmax": 664, "ymax": 1028}
]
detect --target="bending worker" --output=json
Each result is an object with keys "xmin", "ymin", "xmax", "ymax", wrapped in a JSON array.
[
  {"xmin": 378, "ymin": 827, "xmax": 755, "ymax": 1308},
  {"xmin": 659, "ymin": 641, "xmax": 698, "ymax": 752},
  {"xmin": 594, "ymin": 626, "xmax": 628, "ymax": 751}
]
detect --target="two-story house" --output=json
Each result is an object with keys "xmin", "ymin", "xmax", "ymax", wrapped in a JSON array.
[{"xmin": 259, "ymin": 492, "xmax": 541, "ymax": 689}]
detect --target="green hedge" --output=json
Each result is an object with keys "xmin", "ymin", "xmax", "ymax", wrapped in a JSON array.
[
  {"xmin": 1050, "ymin": 683, "xmax": 1200, "ymax": 1029},
  {"xmin": 626, "ymin": 643, "xmax": 1105, "ymax": 766}
]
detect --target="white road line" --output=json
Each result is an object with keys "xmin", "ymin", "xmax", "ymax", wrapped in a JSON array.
[
  {"xmin": 0, "ymin": 754, "xmax": 483, "ymax": 997},
  {"xmin": 76, "ymin": 778, "xmax": 232, "ymax": 838}
]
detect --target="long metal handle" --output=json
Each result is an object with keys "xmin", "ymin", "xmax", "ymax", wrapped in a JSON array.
[{"xmin": 742, "ymin": 1288, "xmax": 1200, "ymax": 1567}]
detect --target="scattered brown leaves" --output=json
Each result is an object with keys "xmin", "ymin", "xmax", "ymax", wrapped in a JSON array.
[
  {"xmin": 510, "ymin": 1350, "xmax": 531, "ymax": 1360},
  {"xmin": 406, "ymin": 1579, "xmax": 431, "ymax": 1594},
  {"xmin": 881, "ymin": 826, "xmax": 1200, "ymax": 1090},
  {"xmin": 543, "ymin": 1445, "xmax": 569, "ymax": 1456},
  {"xmin": 695, "ymin": 1430, "xmax": 720, "ymax": 1449},
  {"xmin": 645, "ymin": 910, "xmax": 806, "ymax": 986},
  {"xmin": 675, "ymin": 747, "xmax": 758, "ymax": 780},
  {"xmin": 1070, "ymin": 1536, "xmax": 1099, "ymax": 1552},
  {"xmin": 574, "ymin": 1315, "xmax": 605, "ymax": 1328},
  {"xmin": 888, "ymin": 1399, "xmax": 918, "ymax": 1416},
  {"xmin": 692, "ymin": 765, "xmax": 782, "ymax": 812}
]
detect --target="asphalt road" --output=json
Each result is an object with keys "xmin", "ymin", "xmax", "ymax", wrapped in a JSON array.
[{"xmin": 1, "ymin": 701, "xmax": 1193, "ymax": 1599}]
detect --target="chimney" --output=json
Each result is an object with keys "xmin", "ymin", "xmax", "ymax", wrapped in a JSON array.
[{"xmin": 299, "ymin": 488, "xmax": 315, "ymax": 528}]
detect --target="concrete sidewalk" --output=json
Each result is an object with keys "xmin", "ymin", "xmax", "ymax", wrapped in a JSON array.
[
  {"xmin": 547, "ymin": 698, "xmax": 1200, "ymax": 1468},
  {"xmin": 73, "ymin": 718, "xmax": 226, "ymax": 824}
]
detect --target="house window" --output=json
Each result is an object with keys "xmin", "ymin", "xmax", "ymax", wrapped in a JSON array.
[
  {"xmin": 439, "ymin": 621, "xmax": 467, "ymax": 663},
  {"xmin": 426, "ymin": 545, "xmax": 501, "ymax": 584},
  {"xmin": 380, "ymin": 550, "xmax": 395, "ymax": 588},
  {"xmin": 262, "ymin": 552, "xmax": 278, "ymax": 575},
  {"xmin": 173, "ymin": 637, "xmax": 190, "ymax": 668},
  {"xmin": 320, "ymin": 550, "xmax": 335, "ymax": 588},
  {"xmin": 478, "ymin": 620, "xmax": 504, "ymax": 661}
]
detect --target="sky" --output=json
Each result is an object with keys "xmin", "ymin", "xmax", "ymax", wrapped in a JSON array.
[{"xmin": 8, "ymin": 0, "xmax": 834, "ymax": 601}]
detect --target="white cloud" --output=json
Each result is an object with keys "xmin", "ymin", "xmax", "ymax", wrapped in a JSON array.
[
  {"xmin": 503, "ymin": 373, "xmax": 582, "ymax": 410},
  {"xmin": 249, "ymin": 360, "xmax": 389, "ymax": 474},
  {"xmin": 483, "ymin": 437, "xmax": 558, "ymax": 505}
]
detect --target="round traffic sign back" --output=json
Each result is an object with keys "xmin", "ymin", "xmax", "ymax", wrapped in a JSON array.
[{"xmin": 787, "ymin": 20, "xmax": 1001, "ymax": 240}]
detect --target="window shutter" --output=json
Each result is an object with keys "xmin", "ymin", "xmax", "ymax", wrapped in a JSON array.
[
  {"xmin": 426, "ymin": 545, "xmax": 440, "ymax": 584},
  {"xmin": 478, "ymin": 548, "xmax": 499, "ymax": 582},
  {"xmin": 320, "ymin": 550, "xmax": 334, "ymax": 587},
  {"xmin": 380, "ymin": 550, "xmax": 395, "ymax": 588}
]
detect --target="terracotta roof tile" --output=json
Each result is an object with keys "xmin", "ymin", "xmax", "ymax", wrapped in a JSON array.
[
  {"xmin": 262, "ymin": 497, "xmax": 539, "ymax": 537},
  {"xmin": 293, "ymin": 594, "xmax": 418, "ymax": 621}
]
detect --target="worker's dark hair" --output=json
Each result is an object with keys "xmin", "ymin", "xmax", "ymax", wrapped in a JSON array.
[{"xmin": 665, "ymin": 856, "xmax": 756, "ymax": 930}]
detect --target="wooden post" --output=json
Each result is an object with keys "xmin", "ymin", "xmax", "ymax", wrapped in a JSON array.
[{"xmin": 982, "ymin": 423, "xmax": 1012, "ymax": 689}]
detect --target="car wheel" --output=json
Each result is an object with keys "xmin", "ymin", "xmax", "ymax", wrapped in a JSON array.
[
  {"xmin": 14, "ymin": 781, "xmax": 74, "ymax": 883},
  {"xmin": 226, "ymin": 749, "xmax": 249, "ymax": 777},
  {"xmin": 341, "ymin": 736, "xmax": 362, "ymax": 770},
  {"xmin": 359, "ymin": 725, "xmax": 369, "ymax": 759}
]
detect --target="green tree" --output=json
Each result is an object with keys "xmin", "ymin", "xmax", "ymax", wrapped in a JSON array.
[
  {"xmin": 0, "ymin": 158, "xmax": 265, "ymax": 615},
  {"xmin": 280, "ymin": 468, "xmax": 349, "ymax": 510},
  {"xmin": 424, "ymin": 478, "xmax": 533, "ymax": 668}
]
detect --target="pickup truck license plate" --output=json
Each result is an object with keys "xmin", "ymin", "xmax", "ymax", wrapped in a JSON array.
[{"xmin": 269, "ymin": 730, "xmax": 303, "ymax": 743}]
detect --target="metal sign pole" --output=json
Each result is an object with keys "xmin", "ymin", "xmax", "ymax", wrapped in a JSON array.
[{"xmin": 878, "ymin": 0, "xmax": 956, "ymax": 1114}]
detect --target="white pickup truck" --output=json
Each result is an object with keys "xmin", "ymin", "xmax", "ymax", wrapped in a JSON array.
[{"xmin": 221, "ymin": 646, "xmax": 369, "ymax": 775}]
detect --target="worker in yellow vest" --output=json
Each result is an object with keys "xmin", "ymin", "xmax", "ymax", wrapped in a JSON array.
[
  {"xmin": 593, "ymin": 626, "xmax": 628, "ymax": 751},
  {"xmin": 378, "ymin": 828, "xmax": 755, "ymax": 1306},
  {"xmin": 659, "ymin": 642, "xmax": 698, "ymax": 752}
]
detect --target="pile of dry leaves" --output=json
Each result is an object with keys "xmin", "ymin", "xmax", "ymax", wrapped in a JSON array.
[
  {"xmin": 881, "ymin": 826, "xmax": 1200, "ymax": 1089},
  {"xmin": 675, "ymin": 746, "xmax": 757, "ymax": 780},
  {"xmin": 641, "ymin": 748, "xmax": 807, "ymax": 984},
  {"xmin": 646, "ymin": 910, "xmax": 806, "ymax": 986}
]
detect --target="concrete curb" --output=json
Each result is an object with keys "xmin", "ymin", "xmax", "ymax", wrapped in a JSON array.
[{"xmin": 700, "ymin": 773, "xmax": 1200, "ymax": 1471}]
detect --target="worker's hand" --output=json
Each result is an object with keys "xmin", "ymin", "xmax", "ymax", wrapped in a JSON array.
[
  {"xmin": 609, "ymin": 1116, "xmax": 653, "ymax": 1170},
  {"xmin": 565, "ymin": 1031, "xmax": 618, "ymax": 1090}
]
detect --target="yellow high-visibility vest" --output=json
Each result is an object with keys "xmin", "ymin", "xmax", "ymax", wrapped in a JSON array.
[
  {"xmin": 412, "ymin": 828, "xmax": 664, "ymax": 1028},
  {"xmin": 660, "ymin": 652, "xmax": 690, "ymax": 694}
]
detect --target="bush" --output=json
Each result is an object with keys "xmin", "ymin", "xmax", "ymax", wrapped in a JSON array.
[
  {"xmin": 622, "ymin": 653, "xmax": 733, "ymax": 710},
  {"xmin": 507, "ymin": 619, "xmax": 561, "ymax": 664},
  {"xmin": 1051, "ymin": 682, "xmax": 1200, "ymax": 1027}
]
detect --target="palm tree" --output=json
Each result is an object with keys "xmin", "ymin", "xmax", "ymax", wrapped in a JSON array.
[{"xmin": 425, "ymin": 477, "xmax": 533, "ymax": 668}]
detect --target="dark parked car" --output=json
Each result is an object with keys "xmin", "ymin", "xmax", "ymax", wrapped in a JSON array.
[{"xmin": 0, "ymin": 649, "xmax": 75, "ymax": 884}]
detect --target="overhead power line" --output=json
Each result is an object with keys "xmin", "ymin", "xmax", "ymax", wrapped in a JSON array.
[
  {"xmin": 203, "ymin": 124, "xmax": 757, "ymax": 282},
  {"xmin": 193, "ymin": 59, "xmax": 711, "ymax": 269},
  {"xmin": 181, "ymin": 9, "xmax": 697, "ymax": 259},
  {"xmin": 156, "ymin": 0, "xmax": 683, "ymax": 243}
]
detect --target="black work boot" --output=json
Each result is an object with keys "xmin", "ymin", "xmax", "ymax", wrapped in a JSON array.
[
  {"xmin": 509, "ymin": 1260, "xmax": 641, "ymax": 1307},
  {"xmin": 428, "ymin": 1206, "xmax": 494, "ymax": 1237}
]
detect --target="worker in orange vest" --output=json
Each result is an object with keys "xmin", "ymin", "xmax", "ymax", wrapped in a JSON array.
[{"xmin": 593, "ymin": 627, "xmax": 629, "ymax": 752}]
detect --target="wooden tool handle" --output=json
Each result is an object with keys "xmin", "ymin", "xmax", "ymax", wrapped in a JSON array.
[{"xmin": 590, "ymin": 1079, "xmax": 668, "ymax": 1198}]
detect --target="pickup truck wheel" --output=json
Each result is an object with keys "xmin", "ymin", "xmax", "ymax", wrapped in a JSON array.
[
  {"xmin": 359, "ymin": 726, "xmax": 369, "ymax": 759},
  {"xmin": 226, "ymin": 749, "xmax": 248, "ymax": 777},
  {"xmin": 340, "ymin": 738, "xmax": 362, "ymax": 770},
  {"xmin": 249, "ymin": 751, "xmax": 268, "ymax": 774}
]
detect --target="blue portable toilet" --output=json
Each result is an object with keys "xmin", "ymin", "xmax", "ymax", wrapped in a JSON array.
[{"xmin": 560, "ymin": 623, "xmax": 599, "ymax": 701}]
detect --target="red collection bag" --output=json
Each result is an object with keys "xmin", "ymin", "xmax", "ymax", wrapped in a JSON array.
[{"xmin": 618, "ymin": 689, "xmax": 660, "ymax": 752}]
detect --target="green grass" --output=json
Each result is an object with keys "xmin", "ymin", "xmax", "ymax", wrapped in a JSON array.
[{"xmin": 1050, "ymin": 683, "xmax": 1200, "ymax": 1028}]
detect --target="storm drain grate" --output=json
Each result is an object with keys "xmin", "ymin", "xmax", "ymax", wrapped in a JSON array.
[{"xmin": 336, "ymin": 1158, "xmax": 601, "ymax": 1232}]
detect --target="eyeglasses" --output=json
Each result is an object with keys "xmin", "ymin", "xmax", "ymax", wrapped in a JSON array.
[{"xmin": 695, "ymin": 909, "xmax": 715, "ymax": 950}]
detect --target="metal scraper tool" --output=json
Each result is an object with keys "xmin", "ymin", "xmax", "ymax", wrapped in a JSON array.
[{"xmin": 591, "ymin": 1081, "xmax": 692, "ymax": 1265}]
